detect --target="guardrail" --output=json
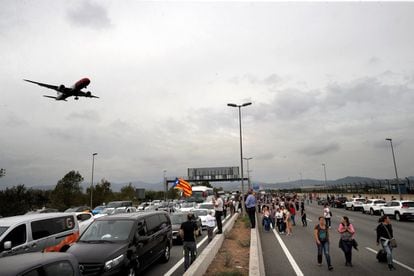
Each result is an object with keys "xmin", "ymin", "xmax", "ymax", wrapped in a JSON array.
[{"xmin": 249, "ymin": 213, "xmax": 266, "ymax": 276}]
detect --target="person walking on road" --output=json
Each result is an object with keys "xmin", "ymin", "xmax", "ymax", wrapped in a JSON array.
[
  {"xmin": 314, "ymin": 216, "xmax": 333, "ymax": 271},
  {"xmin": 376, "ymin": 215, "xmax": 396, "ymax": 271},
  {"xmin": 213, "ymin": 193, "xmax": 224, "ymax": 234},
  {"xmin": 338, "ymin": 216, "xmax": 355, "ymax": 267},
  {"xmin": 245, "ymin": 188, "xmax": 257, "ymax": 228},
  {"xmin": 323, "ymin": 203, "xmax": 332, "ymax": 228},
  {"xmin": 180, "ymin": 213, "xmax": 198, "ymax": 271}
]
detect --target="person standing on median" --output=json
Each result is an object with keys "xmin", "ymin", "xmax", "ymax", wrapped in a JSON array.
[
  {"xmin": 314, "ymin": 216, "xmax": 334, "ymax": 271},
  {"xmin": 180, "ymin": 212, "xmax": 198, "ymax": 272},
  {"xmin": 245, "ymin": 188, "xmax": 257, "ymax": 228},
  {"xmin": 213, "ymin": 193, "xmax": 224, "ymax": 234},
  {"xmin": 205, "ymin": 210, "xmax": 216, "ymax": 243}
]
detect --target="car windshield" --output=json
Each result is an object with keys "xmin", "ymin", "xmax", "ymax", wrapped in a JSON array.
[
  {"xmin": 64, "ymin": 208, "xmax": 76, "ymax": 212},
  {"xmin": 80, "ymin": 220, "xmax": 134, "ymax": 242},
  {"xmin": 0, "ymin": 226, "xmax": 8, "ymax": 236},
  {"xmin": 170, "ymin": 214, "xmax": 187, "ymax": 225},
  {"xmin": 356, "ymin": 199, "xmax": 365, "ymax": 202},
  {"xmin": 181, "ymin": 203, "xmax": 194, "ymax": 208},
  {"xmin": 199, "ymin": 204, "xmax": 214, "ymax": 209},
  {"xmin": 375, "ymin": 200, "xmax": 386, "ymax": 204},
  {"xmin": 102, "ymin": 208, "xmax": 115, "ymax": 215}
]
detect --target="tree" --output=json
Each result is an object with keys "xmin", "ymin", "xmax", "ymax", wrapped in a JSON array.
[
  {"xmin": 50, "ymin": 171, "xmax": 84, "ymax": 211},
  {"xmin": 119, "ymin": 183, "xmax": 136, "ymax": 201},
  {"xmin": 86, "ymin": 178, "xmax": 113, "ymax": 207},
  {"xmin": 0, "ymin": 185, "xmax": 31, "ymax": 216}
]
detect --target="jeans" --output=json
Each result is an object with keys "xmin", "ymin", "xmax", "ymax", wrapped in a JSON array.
[
  {"xmin": 247, "ymin": 207, "xmax": 256, "ymax": 228},
  {"xmin": 317, "ymin": 241, "xmax": 332, "ymax": 267},
  {"xmin": 215, "ymin": 211, "xmax": 223, "ymax": 232},
  {"xmin": 207, "ymin": 226, "xmax": 214, "ymax": 243},
  {"xmin": 183, "ymin": 241, "xmax": 197, "ymax": 271},
  {"xmin": 325, "ymin": 217, "xmax": 331, "ymax": 227},
  {"xmin": 340, "ymin": 239, "xmax": 353, "ymax": 264},
  {"xmin": 380, "ymin": 239, "xmax": 393, "ymax": 265}
]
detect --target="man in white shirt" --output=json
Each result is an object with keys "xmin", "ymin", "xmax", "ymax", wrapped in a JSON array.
[
  {"xmin": 213, "ymin": 193, "xmax": 224, "ymax": 234},
  {"xmin": 205, "ymin": 211, "xmax": 216, "ymax": 243}
]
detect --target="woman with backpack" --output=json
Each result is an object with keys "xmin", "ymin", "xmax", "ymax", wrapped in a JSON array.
[
  {"xmin": 338, "ymin": 216, "xmax": 355, "ymax": 267},
  {"xmin": 314, "ymin": 216, "xmax": 333, "ymax": 271},
  {"xmin": 376, "ymin": 215, "xmax": 396, "ymax": 271}
]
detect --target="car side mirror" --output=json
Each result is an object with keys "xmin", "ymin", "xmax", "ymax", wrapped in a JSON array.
[{"xmin": 4, "ymin": 241, "xmax": 12, "ymax": 250}]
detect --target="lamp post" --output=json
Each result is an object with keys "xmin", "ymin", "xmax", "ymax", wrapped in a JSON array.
[
  {"xmin": 385, "ymin": 138, "xmax": 401, "ymax": 200},
  {"xmin": 163, "ymin": 170, "xmax": 167, "ymax": 201},
  {"xmin": 228, "ymin": 102, "xmax": 252, "ymax": 216},
  {"xmin": 90, "ymin": 153, "xmax": 97, "ymax": 209},
  {"xmin": 243, "ymin": 157, "xmax": 253, "ymax": 190},
  {"xmin": 322, "ymin": 163, "xmax": 328, "ymax": 198},
  {"xmin": 299, "ymin": 172, "xmax": 303, "ymax": 190}
]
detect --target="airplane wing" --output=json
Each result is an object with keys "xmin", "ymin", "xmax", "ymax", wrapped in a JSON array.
[
  {"xmin": 77, "ymin": 91, "xmax": 100, "ymax": 99},
  {"xmin": 43, "ymin": 95, "xmax": 68, "ymax": 101},
  {"xmin": 24, "ymin": 79, "xmax": 59, "ymax": 91}
]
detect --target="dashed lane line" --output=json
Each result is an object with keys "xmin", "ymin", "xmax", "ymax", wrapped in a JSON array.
[
  {"xmin": 365, "ymin": 247, "xmax": 414, "ymax": 273},
  {"xmin": 271, "ymin": 228, "xmax": 304, "ymax": 276}
]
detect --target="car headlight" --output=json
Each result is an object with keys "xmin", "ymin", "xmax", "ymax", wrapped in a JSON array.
[{"xmin": 104, "ymin": 254, "xmax": 125, "ymax": 271}]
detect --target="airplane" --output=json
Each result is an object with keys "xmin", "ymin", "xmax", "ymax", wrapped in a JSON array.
[{"xmin": 23, "ymin": 77, "xmax": 99, "ymax": 101}]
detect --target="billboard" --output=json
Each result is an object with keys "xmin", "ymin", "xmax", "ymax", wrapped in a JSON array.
[{"xmin": 188, "ymin": 166, "xmax": 239, "ymax": 181}]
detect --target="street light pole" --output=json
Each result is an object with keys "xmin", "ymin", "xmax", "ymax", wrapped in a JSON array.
[
  {"xmin": 163, "ymin": 170, "xmax": 167, "ymax": 201},
  {"xmin": 228, "ymin": 102, "xmax": 252, "ymax": 216},
  {"xmin": 322, "ymin": 163, "xmax": 328, "ymax": 198},
  {"xmin": 386, "ymin": 138, "xmax": 401, "ymax": 200},
  {"xmin": 90, "ymin": 153, "xmax": 97, "ymax": 209},
  {"xmin": 243, "ymin": 157, "xmax": 253, "ymax": 190}
]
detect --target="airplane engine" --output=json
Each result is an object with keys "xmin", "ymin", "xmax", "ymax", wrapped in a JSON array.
[
  {"xmin": 58, "ymin": 84, "xmax": 65, "ymax": 91},
  {"xmin": 86, "ymin": 91, "xmax": 91, "ymax": 97}
]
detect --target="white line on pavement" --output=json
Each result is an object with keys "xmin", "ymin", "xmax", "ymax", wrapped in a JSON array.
[
  {"xmin": 365, "ymin": 247, "xmax": 414, "ymax": 273},
  {"xmin": 306, "ymin": 218, "xmax": 313, "ymax": 222},
  {"xmin": 272, "ymin": 229, "xmax": 304, "ymax": 276},
  {"xmin": 164, "ymin": 214, "xmax": 231, "ymax": 276}
]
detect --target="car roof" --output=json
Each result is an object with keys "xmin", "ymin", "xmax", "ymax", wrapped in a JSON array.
[
  {"xmin": 95, "ymin": 211, "xmax": 165, "ymax": 221},
  {"xmin": 0, "ymin": 213, "xmax": 76, "ymax": 227},
  {"xmin": 0, "ymin": 252, "xmax": 79, "ymax": 276}
]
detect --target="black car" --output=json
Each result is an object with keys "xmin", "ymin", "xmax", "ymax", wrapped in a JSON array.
[
  {"xmin": 67, "ymin": 211, "xmax": 172, "ymax": 276},
  {"xmin": 331, "ymin": 197, "xmax": 348, "ymax": 208},
  {"xmin": 170, "ymin": 212, "xmax": 202, "ymax": 244},
  {"xmin": 0, "ymin": 252, "xmax": 81, "ymax": 276}
]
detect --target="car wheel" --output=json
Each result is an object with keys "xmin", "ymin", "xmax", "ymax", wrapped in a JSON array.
[
  {"xmin": 351, "ymin": 205, "xmax": 355, "ymax": 211},
  {"xmin": 395, "ymin": 212, "xmax": 401, "ymax": 221},
  {"xmin": 380, "ymin": 210, "xmax": 385, "ymax": 216},
  {"xmin": 370, "ymin": 209, "xmax": 374, "ymax": 216},
  {"xmin": 160, "ymin": 244, "xmax": 170, "ymax": 263}
]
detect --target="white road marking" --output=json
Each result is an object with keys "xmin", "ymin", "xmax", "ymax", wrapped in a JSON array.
[
  {"xmin": 365, "ymin": 247, "xmax": 414, "ymax": 273},
  {"xmin": 164, "ymin": 214, "xmax": 230, "ymax": 276},
  {"xmin": 272, "ymin": 229, "xmax": 304, "ymax": 276}
]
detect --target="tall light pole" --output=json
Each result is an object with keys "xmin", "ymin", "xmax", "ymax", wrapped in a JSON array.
[
  {"xmin": 163, "ymin": 170, "xmax": 167, "ymax": 201},
  {"xmin": 228, "ymin": 102, "xmax": 252, "ymax": 216},
  {"xmin": 299, "ymin": 172, "xmax": 303, "ymax": 190},
  {"xmin": 322, "ymin": 163, "xmax": 328, "ymax": 198},
  {"xmin": 90, "ymin": 153, "xmax": 97, "ymax": 208},
  {"xmin": 386, "ymin": 138, "xmax": 401, "ymax": 200},
  {"xmin": 243, "ymin": 157, "xmax": 253, "ymax": 190}
]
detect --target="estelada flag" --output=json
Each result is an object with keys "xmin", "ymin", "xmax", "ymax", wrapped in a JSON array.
[{"xmin": 173, "ymin": 178, "xmax": 192, "ymax": 197}]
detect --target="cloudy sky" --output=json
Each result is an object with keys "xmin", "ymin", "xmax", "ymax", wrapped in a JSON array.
[{"xmin": 1, "ymin": 1, "xmax": 414, "ymax": 188}]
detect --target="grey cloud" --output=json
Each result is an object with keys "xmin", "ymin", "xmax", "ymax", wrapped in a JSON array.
[
  {"xmin": 67, "ymin": 110, "xmax": 101, "ymax": 122},
  {"xmin": 368, "ymin": 56, "xmax": 381, "ymax": 66},
  {"xmin": 299, "ymin": 142, "xmax": 340, "ymax": 156},
  {"xmin": 255, "ymin": 152, "xmax": 275, "ymax": 161},
  {"xmin": 66, "ymin": 1, "xmax": 111, "ymax": 30},
  {"xmin": 4, "ymin": 113, "xmax": 28, "ymax": 128}
]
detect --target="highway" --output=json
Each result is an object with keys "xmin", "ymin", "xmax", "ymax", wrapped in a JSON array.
[{"xmin": 260, "ymin": 202, "xmax": 414, "ymax": 276}]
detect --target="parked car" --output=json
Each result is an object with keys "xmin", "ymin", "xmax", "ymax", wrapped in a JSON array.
[
  {"xmin": 317, "ymin": 198, "xmax": 329, "ymax": 206},
  {"xmin": 380, "ymin": 200, "xmax": 414, "ymax": 221},
  {"xmin": 345, "ymin": 198, "xmax": 365, "ymax": 211},
  {"xmin": 178, "ymin": 202, "xmax": 196, "ymax": 212},
  {"xmin": 67, "ymin": 211, "xmax": 172, "ymax": 275},
  {"xmin": 362, "ymin": 199, "xmax": 386, "ymax": 215},
  {"xmin": 106, "ymin": 201, "xmax": 133, "ymax": 209},
  {"xmin": 76, "ymin": 212, "xmax": 95, "ymax": 234},
  {"xmin": 192, "ymin": 209, "xmax": 209, "ymax": 230},
  {"xmin": 25, "ymin": 208, "xmax": 59, "ymax": 214},
  {"xmin": 113, "ymin": 206, "xmax": 137, "ymax": 214},
  {"xmin": 170, "ymin": 212, "xmax": 201, "ymax": 244},
  {"xmin": 92, "ymin": 205, "xmax": 106, "ymax": 215},
  {"xmin": 0, "ymin": 213, "xmax": 79, "ymax": 257},
  {"xmin": 65, "ymin": 206, "xmax": 91, "ymax": 213},
  {"xmin": 197, "ymin": 202, "xmax": 215, "ymax": 216},
  {"xmin": 331, "ymin": 197, "xmax": 348, "ymax": 208},
  {"xmin": 0, "ymin": 252, "xmax": 81, "ymax": 276}
]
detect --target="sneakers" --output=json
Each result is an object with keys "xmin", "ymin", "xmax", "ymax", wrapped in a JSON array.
[
  {"xmin": 388, "ymin": 264, "xmax": 396, "ymax": 271},
  {"xmin": 328, "ymin": 266, "xmax": 334, "ymax": 271}
]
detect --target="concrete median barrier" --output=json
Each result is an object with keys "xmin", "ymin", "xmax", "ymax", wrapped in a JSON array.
[{"xmin": 249, "ymin": 213, "xmax": 266, "ymax": 276}]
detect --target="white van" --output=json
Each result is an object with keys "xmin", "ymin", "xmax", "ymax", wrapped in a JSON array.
[
  {"xmin": 191, "ymin": 186, "xmax": 215, "ymax": 203},
  {"xmin": 0, "ymin": 213, "xmax": 79, "ymax": 258}
]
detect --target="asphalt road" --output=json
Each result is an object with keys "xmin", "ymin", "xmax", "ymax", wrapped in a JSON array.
[
  {"xmin": 142, "ymin": 214, "xmax": 231, "ymax": 276},
  {"xmin": 260, "ymin": 202, "xmax": 414, "ymax": 276}
]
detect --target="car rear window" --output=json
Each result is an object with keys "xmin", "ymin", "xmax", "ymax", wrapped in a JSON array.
[{"xmin": 402, "ymin": 202, "xmax": 414, "ymax": 208}]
